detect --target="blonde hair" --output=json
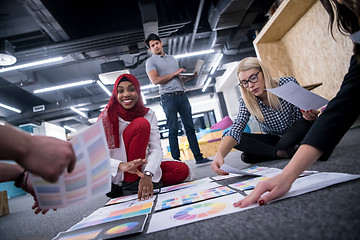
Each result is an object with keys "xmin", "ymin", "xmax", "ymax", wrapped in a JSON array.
[{"xmin": 237, "ymin": 57, "xmax": 280, "ymax": 122}]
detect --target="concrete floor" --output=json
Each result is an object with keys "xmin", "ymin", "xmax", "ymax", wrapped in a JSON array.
[{"xmin": 0, "ymin": 127, "xmax": 359, "ymax": 240}]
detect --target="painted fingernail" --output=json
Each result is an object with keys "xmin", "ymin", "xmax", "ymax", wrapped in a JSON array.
[{"xmin": 258, "ymin": 200, "xmax": 265, "ymax": 206}]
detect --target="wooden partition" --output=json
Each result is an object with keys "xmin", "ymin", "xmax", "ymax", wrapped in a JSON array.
[{"xmin": 254, "ymin": 0, "xmax": 353, "ymax": 100}]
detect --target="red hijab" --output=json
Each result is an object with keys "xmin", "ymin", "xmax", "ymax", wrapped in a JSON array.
[{"xmin": 98, "ymin": 74, "xmax": 149, "ymax": 149}]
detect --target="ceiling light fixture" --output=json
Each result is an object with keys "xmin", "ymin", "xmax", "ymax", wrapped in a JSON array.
[
  {"xmin": 141, "ymin": 92, "xmax": 147, "ymax": 105},
  {"xmin": 96, "ymin": 81, "xmax": 112, "ymax": 96},
  {"xmin": 70, "ymin": 106, "xmax": 87, "ymax": 118},
  {"xmin": 202, "ymin": 77, "xmax": 212, "ymax": 92},
  {"xmin": 0, "ymin": 102, "xmax": 21, "ymax": 113},
  {"xmin": 0, "ymin": 40, "xmax": 17, "ymax": 66},
  {"xmin": 210, "ymin": 53, "xmax": 223, "ymax": 75},
  {"xmin": 98, "ymin": 69, "xmax": 130, "ymax": 85},
  {"xmin": 0, "ymin": 56, "xmax": 64, "ymax": 73},
  {"xmin": 34, "ymin": 80, "xmax": 95, "ymax": 94},
  {"xmin": 174, "ymin": 49, "xmax": 215, "ymax": 59},
  {"xmin": 64, "ymin": 125, "xmax": 77, "ymax": 133},
  {"xmin": 140, "ymin": 84, "xmax": 158, "ymax": 90},
  {"xmin": 192, "ymin": 113, "xmax": 205, "ymax": 118}
]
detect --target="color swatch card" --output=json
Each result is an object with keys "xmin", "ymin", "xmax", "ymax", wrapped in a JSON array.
[
  {"xmin": 241, "ymin": 166, "xmax": 282, "ymax": 177},
  {"xmin": 30, "ymin": 122, "xmax": 111, "ymax": 209},
  {"xmin": 147, "ymin": 193, "xmax": 258, "ymax": 233},
  {"xmin": 105, "ymin": 194, "xmax": 138, "ymax": 206},
  {"xmin": 70, "ymin": 197, "xmax": 155, "ymax": 231},
  {"xmin": 228, "ymin": 176, "xmax": 270, "ymax": 191},
  {"xmin": 156, "ymin": 186, "xmax": 236, "ymax": 211},
  {"xmin": 241, "ymin": 166, "xmax": 318, "ymax": 178},
  {"xmin": 220, "ymin": 164, "xmax": 260, "ymax": 176},
  {"xmin": 53, "ymin": 215, "xmax": 147, "ymax": 240},
  {"xmin": 155, "ymin": 182, "xmax": 233, "ymax": 211},
  {"xmin": 211, "ymin": 173, "xmax": 242, "ymax": 181},
  {"xmin": 160, "ymin": 177, "xmax": 213, "ymax": 193}
]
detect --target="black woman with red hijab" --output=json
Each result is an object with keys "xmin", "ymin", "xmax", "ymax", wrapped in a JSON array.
[
  {"xmin": 98, "ymin": 74, "xmax": 190, "ymax": 200},
  {"xmin": 235, "ymin": 0, "xmax": 360, "ymax": 208}
]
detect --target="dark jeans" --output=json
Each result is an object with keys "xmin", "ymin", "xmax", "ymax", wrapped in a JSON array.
[
  {"xmin": 161, "ymin": 92, "xmax": 203, "ymax": 161},
  {"xmin": 234, "ymin": 117, "xmax": 313, "ymax": 162}
]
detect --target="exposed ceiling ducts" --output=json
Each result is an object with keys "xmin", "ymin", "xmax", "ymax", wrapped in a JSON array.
[{"xmin": 0, "ymin": 0, "xmax": 276, "ymax": 129}]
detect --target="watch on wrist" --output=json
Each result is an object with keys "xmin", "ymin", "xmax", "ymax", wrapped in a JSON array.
[{"xmin": 144, "ymin": 171, "xmax": 153, "ymax": 178}]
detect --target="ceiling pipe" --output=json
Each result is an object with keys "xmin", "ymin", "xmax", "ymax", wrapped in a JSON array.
[
  {"xmin": 168, "ymin": 38, "xmax": 173, "ymax": 55},
  {"xmin": 172, "ymin": 37, "xmax": 178, "ymax": 55},
  {"xmin": 188, "ymin": 0, "xmax": 205, "ymax": 53},
  {"xmin": 177, "ymin": 35, "xmax": 184, "ymax": 55},
  {"xmin": 13, "ymin": 21, "xmax": 191, "ymax": 63}
]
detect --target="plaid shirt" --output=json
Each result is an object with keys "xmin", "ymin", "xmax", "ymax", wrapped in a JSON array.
[{"xmin": 225, "ymin": 77, "xmax": 302, "ymax": 144}]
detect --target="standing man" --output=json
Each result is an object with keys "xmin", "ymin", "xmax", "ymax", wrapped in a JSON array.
[{"xmin": 145, "ymin": 33, "xmax": 211, "ymax": 165}]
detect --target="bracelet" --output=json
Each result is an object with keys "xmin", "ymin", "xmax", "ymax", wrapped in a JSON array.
[{"xmin": 14, "ymin": 170, "xmax": 26, "ymax": 188}]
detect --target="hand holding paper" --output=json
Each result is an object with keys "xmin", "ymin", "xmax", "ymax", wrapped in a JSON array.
[{"xmin": 266, "ymin": 81, "xmax": 329, "ymax": 111}]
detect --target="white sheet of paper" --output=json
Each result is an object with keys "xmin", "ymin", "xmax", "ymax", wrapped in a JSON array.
[
  {"xmin": 147, "ymin": 193, "xmax": 257, "ymax": 233},
  {"xmin": 275, "ymin": 172, "xmax": 360, "ymax": 202},
  {"xmin": 245, "ymin": 172, "xmax": 360, "ymax": 200},
  {"xmin": 350, "ymin": 30, "xmax": 360, "ymax": 44},
  {"xmin": 266, "ymin": 81, "xmax": 329, "ymax": 110},
  {"xmin": 30, "ymin": 122, "xmax": 111, "ymax": 209},
  {"xmin": 220, "ymin": 164, "xmax": 260, "ymax": 176}
]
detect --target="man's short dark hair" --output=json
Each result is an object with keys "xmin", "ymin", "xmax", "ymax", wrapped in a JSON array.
[{"xmin": 145, "ymin": 33, "xmax": 161, "ymax": 48}]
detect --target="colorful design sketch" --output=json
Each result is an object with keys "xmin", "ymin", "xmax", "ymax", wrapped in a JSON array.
[
  {"xmin": 70, "ymin": 198, "xmax": 154, "ymax": 231},
  {"xmin": 147, "ymin": 193, "xmax": 258, "ymax": 233},
  {"xmin": 54, "ymin": 215, "xmax": 147, "ymax": 240},
  {"xmin": 30, "ymin": 122, "xmax": 111, "ymax": 209},
  {"xmin": 173, "ymin": 202, "xmax": 227, "ymax": 220},
  {"xmin": 241, "ymin": 166, "xmax": 282, "ymax": 178},
  {"xmin": 156, "ymin": 185, "xmax": 236, "ymax": 211},
  {"xmin": 241, "ymin": 166, "xmax": 267, "ymax": 174},
  {"xmin": 229, "ymin": 176, "xmax": 270, "ymax": 191},
  {"xmin": 160, "ymin": 177, "xmax": 213, "ymax": 193},
  {"xmin": 105, "ymin": 194, "xmax": 138, "ymax": 206},
  {"xmin": 105, "ymin": 222, "xmax": 139, "ymax": 235}
]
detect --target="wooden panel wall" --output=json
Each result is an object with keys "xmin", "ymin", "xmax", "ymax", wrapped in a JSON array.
[{"xmin": 255, "ymin": 0, "xmax": 353, "ymax": 100}]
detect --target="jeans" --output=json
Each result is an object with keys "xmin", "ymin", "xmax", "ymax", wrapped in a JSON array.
[{"xmin": 161, "ymin": 93, "xmax": 203, "ymax": 161}]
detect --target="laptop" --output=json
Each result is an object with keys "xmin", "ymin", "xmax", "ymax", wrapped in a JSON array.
[{"xmin": 179, "ymin": 60, "xmax": 204, "ymax": 76}]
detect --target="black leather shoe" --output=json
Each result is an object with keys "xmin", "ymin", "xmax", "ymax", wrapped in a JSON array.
[{"xmin": 196, "ymin": 157, "xmax": 212, "ymax": 165}]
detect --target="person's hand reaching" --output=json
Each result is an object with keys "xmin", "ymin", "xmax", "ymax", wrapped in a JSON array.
[{"xmin": 233, "ymin": 173, "xmax": 293, "ymax": 208}]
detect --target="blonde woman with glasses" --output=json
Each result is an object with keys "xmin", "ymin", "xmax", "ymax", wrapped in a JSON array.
[
  {"xmin": 211, "ymin": 57, "xmax": 319, "ymax": 175},
  {"xmin": 235, "ymin": 0, "xmax": 360, "ymax": 208}
]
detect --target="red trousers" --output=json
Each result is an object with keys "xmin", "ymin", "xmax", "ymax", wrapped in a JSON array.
[{"xmin": 123, "ymin": 117, "xmax": 189, "ymax": 186}]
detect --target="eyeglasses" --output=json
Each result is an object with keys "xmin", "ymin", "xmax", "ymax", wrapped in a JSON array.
[{"xmin": 239, "ymin": 70, "xmax": 262, "ymax": 88}]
